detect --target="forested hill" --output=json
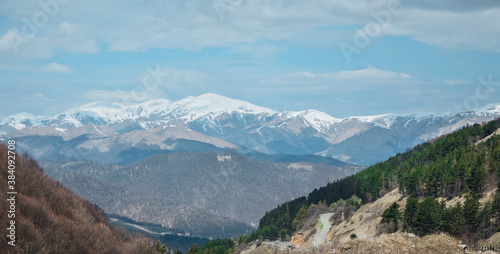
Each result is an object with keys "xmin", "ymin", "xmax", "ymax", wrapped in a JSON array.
[
  {"xmin": 0, "ymin": 143, "xmax": 159, "ymax": 254},
  {"xmin": 257, "ymin": 118, "xmax": 500, "ymax": 241}
]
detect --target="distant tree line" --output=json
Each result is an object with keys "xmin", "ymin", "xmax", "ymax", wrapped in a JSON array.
[{"xmin": 181, "ymin": 239, "xmax": 234, "ymax": 254}]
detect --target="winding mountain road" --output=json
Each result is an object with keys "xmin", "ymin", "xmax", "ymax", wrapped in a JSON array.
[{"xmin": 313, "ymin": 213, "xmax": 334, "ymax": 247}]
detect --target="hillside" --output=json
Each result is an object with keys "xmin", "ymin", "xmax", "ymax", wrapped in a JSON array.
[
  {"xmin": 247, "ymin": 118, "xmax": 500, "ymax": 250},
  {"xmin": 40, "ymin": 150, "xmax": 361, "ymax": 238},
  {"xmin": 0, "ymin": 143, "xmax": 158, "ymax": 253}
]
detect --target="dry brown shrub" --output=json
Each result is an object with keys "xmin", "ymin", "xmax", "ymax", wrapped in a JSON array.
[{"xmin": 304, "ymin": 228, "xmax": 317, "ymax": 242}]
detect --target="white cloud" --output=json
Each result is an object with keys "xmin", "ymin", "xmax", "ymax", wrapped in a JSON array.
[
  {"xmin": 274, "ymin": 67, "xmax": 414, "ymax": 86},
  {"xmin": 0, "ymin": 29, "xmax": 54, "ymax": 59},
  {"xmin": 137, "ymin": 66, "xmax": 208, "ymax": 89},
  {"xmin": 332, "ymin": 67, "xmax": 412, "ymax": 80},
  {"xmin": 381, "ymin": 8, "xmax": 500, "ymax": 52},
  {"xmin": 1, "ymin": 0, "xmax": 498, "ymax": 56},
  {"xmin": 44, "ymin": 62, "xmax": 73, "ymax": 73},
  {"xmin": 85, "ymin": 88, "xmax": 167, "ymax": 103},
  {"xmin": 286, "ymin": 72, "xmax": 316, "ymax": 78},
  {"xmin": 0, "ymin": 21, "xmax": 99, "ymax": 59},
  {"xmin": 102, "ymin": 1, "xmax": 500, "ymax": 53},
  {"xmin": 108, "ymin": 39, "xmax": 144, "ymax": 52},
  {"xmin": 53, "ymin": 22, "xmax": 99, "ymax": 54},
  {"xmin": 36, "ymin": 93, "xmax": 55, "ymax": 101}
]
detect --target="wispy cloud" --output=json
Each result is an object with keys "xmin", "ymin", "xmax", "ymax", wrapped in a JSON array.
[
  {"xmin": 273, "ymin": 67, "xmax": 414, "ymax": 86},
  {"xmin": 43, "ymin": 62, "xmax": 73, "ymax": 73},
  {"xmin": 53, "ymin": 22, "xmax": 100, "ymax": 54},
  {"xmin": 0, "ymin": 29, "xmax": 54, "ymax": 59},
  {"xmin": 333, "ymin": 68, "xmax": 412, "ymax": 80},
  {"xmin": 36, "ymin": 93, "xmax": 55, "ymax": 101},
  {"xmin": 84, "ymin": 88, "xmax": 168, "ymax": 103}
]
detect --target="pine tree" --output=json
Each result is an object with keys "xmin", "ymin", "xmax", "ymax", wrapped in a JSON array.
[
  {"xmin": 237, "ymin": 235, "xmax": 244, "ymax": 245},
  {"xmin": 403, "ymin": 198, "xmax": 418, "ymax": 230},
  {"xmin": 467, "ymin": 156, "xmax": 484, "ymax": 194},
  {"xmin": 292, "ymin": 206, "xmax": 307, "ymax": 229},
  {"xmin": 414, "ymin": 197, "xmax": 440, "ymax": 236},
  {"xmin": 477, "ymin": 201, "xmax": 493, "ymax": 239},
  {"xmin": 445, "ymin": 202, "xmax": 466, "ymax": 236},
  {"xmin": 491, "ymin": 194, "xmax": 500, "ymax": 225},
  {"xmin": 382, "ymin": 203, "xmax": 400, "ymax": 224},
  {"xmin": 156, "ymin": 240, "xmax": 167, "ymax": 254},
  {"xmin": 464, "ymin": 194, "xmax": 480, "ymax": 231},
  {"xmin": 188, "ymin": 244, "xmax": 198, "ymax": 254}
]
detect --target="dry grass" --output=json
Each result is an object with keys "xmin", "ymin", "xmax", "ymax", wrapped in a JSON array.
[
  {"xmin": 329, "ymin": 232, "xmax": 473, "ymax": 254},
  {"xmin": 331, "ymin": 188, "xmax": 404, "ymax": 242},
  {"xmin": 241, "ymin": 232, "xmax": 485, "ymax": 254},
  {"xmin": 477, "ymin": 232, "xmax": 500, "ymax": 248}
]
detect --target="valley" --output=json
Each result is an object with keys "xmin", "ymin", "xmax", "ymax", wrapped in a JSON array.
[{"xmin": 40, "ymin": 150, "xmax": 360, "ymax": 238}]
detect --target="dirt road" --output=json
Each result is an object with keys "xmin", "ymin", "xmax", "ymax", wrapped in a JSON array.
[{"xmin": 313, "ymin": 213, "xmax": 333, "ymax": 247}]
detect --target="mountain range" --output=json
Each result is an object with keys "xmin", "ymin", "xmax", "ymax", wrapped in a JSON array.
[{"xmin": 2, "ymin": 93, "xmax": 500, "ymax": 165}]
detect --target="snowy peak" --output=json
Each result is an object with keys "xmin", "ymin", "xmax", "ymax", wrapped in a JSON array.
[
  {"xmin": 471, "ymin": 103, "xmax": 500, "ymax": 115},
  {"xmin": 168, "ymin": 93, "xmax": 275, "ymax": 118},
  {"xmin": 0, "ymin": 112, "xmax": 46, "ymax": 130},
  {"xmin": 286, "ymin": 110, "xmax": 341, "ymax": 123},
  {"xmin": 346, "ymin": 113, "xmax": 400, "ymax": 129},
  {"xmin": 0, "ymin": 93, "xmax": 278, "ymax": 131},
  {"xmin": 0, "ymin": 112, "xmax": 42, "ymax": 125},
  {"xmin": 283, "ymin": 109, "xmax": 341, "ymax": 132},
  {"xmin": 77, "ymin": 101, "xmax": 127, "ymax": 111},
  {"xmin": 47, "ymin": 101, "xmax": 133, "ymax": 128},
  {"xmin": 132, "ymin": 99, "xmax": 171, "ymax": 117}
]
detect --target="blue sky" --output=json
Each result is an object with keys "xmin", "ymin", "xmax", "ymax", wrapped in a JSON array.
[{"xmin": 1, "ymin": 0, "xmax": 499, "ymax": 118}]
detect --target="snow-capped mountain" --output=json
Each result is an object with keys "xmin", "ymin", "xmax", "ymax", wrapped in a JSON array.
[
  {"xmin": 2, "ymin": 93, "xmax": 500, "ymax": 165},
  {"xmin": 1, "ymin": 93, "xmax": 274, "ymax": 130}
]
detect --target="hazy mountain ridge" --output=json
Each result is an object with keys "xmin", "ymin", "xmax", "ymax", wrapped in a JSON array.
[
  {"xmin": 9, "ymin": 125, "xmax": 237, "ymax": 164},
  {"xmin": 2, "ymin": 93, "xmax": 500, "ymax": 165},
  {"xmin": 40, "ymin": 150, "xmax": 361, "ymax": 238}
]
